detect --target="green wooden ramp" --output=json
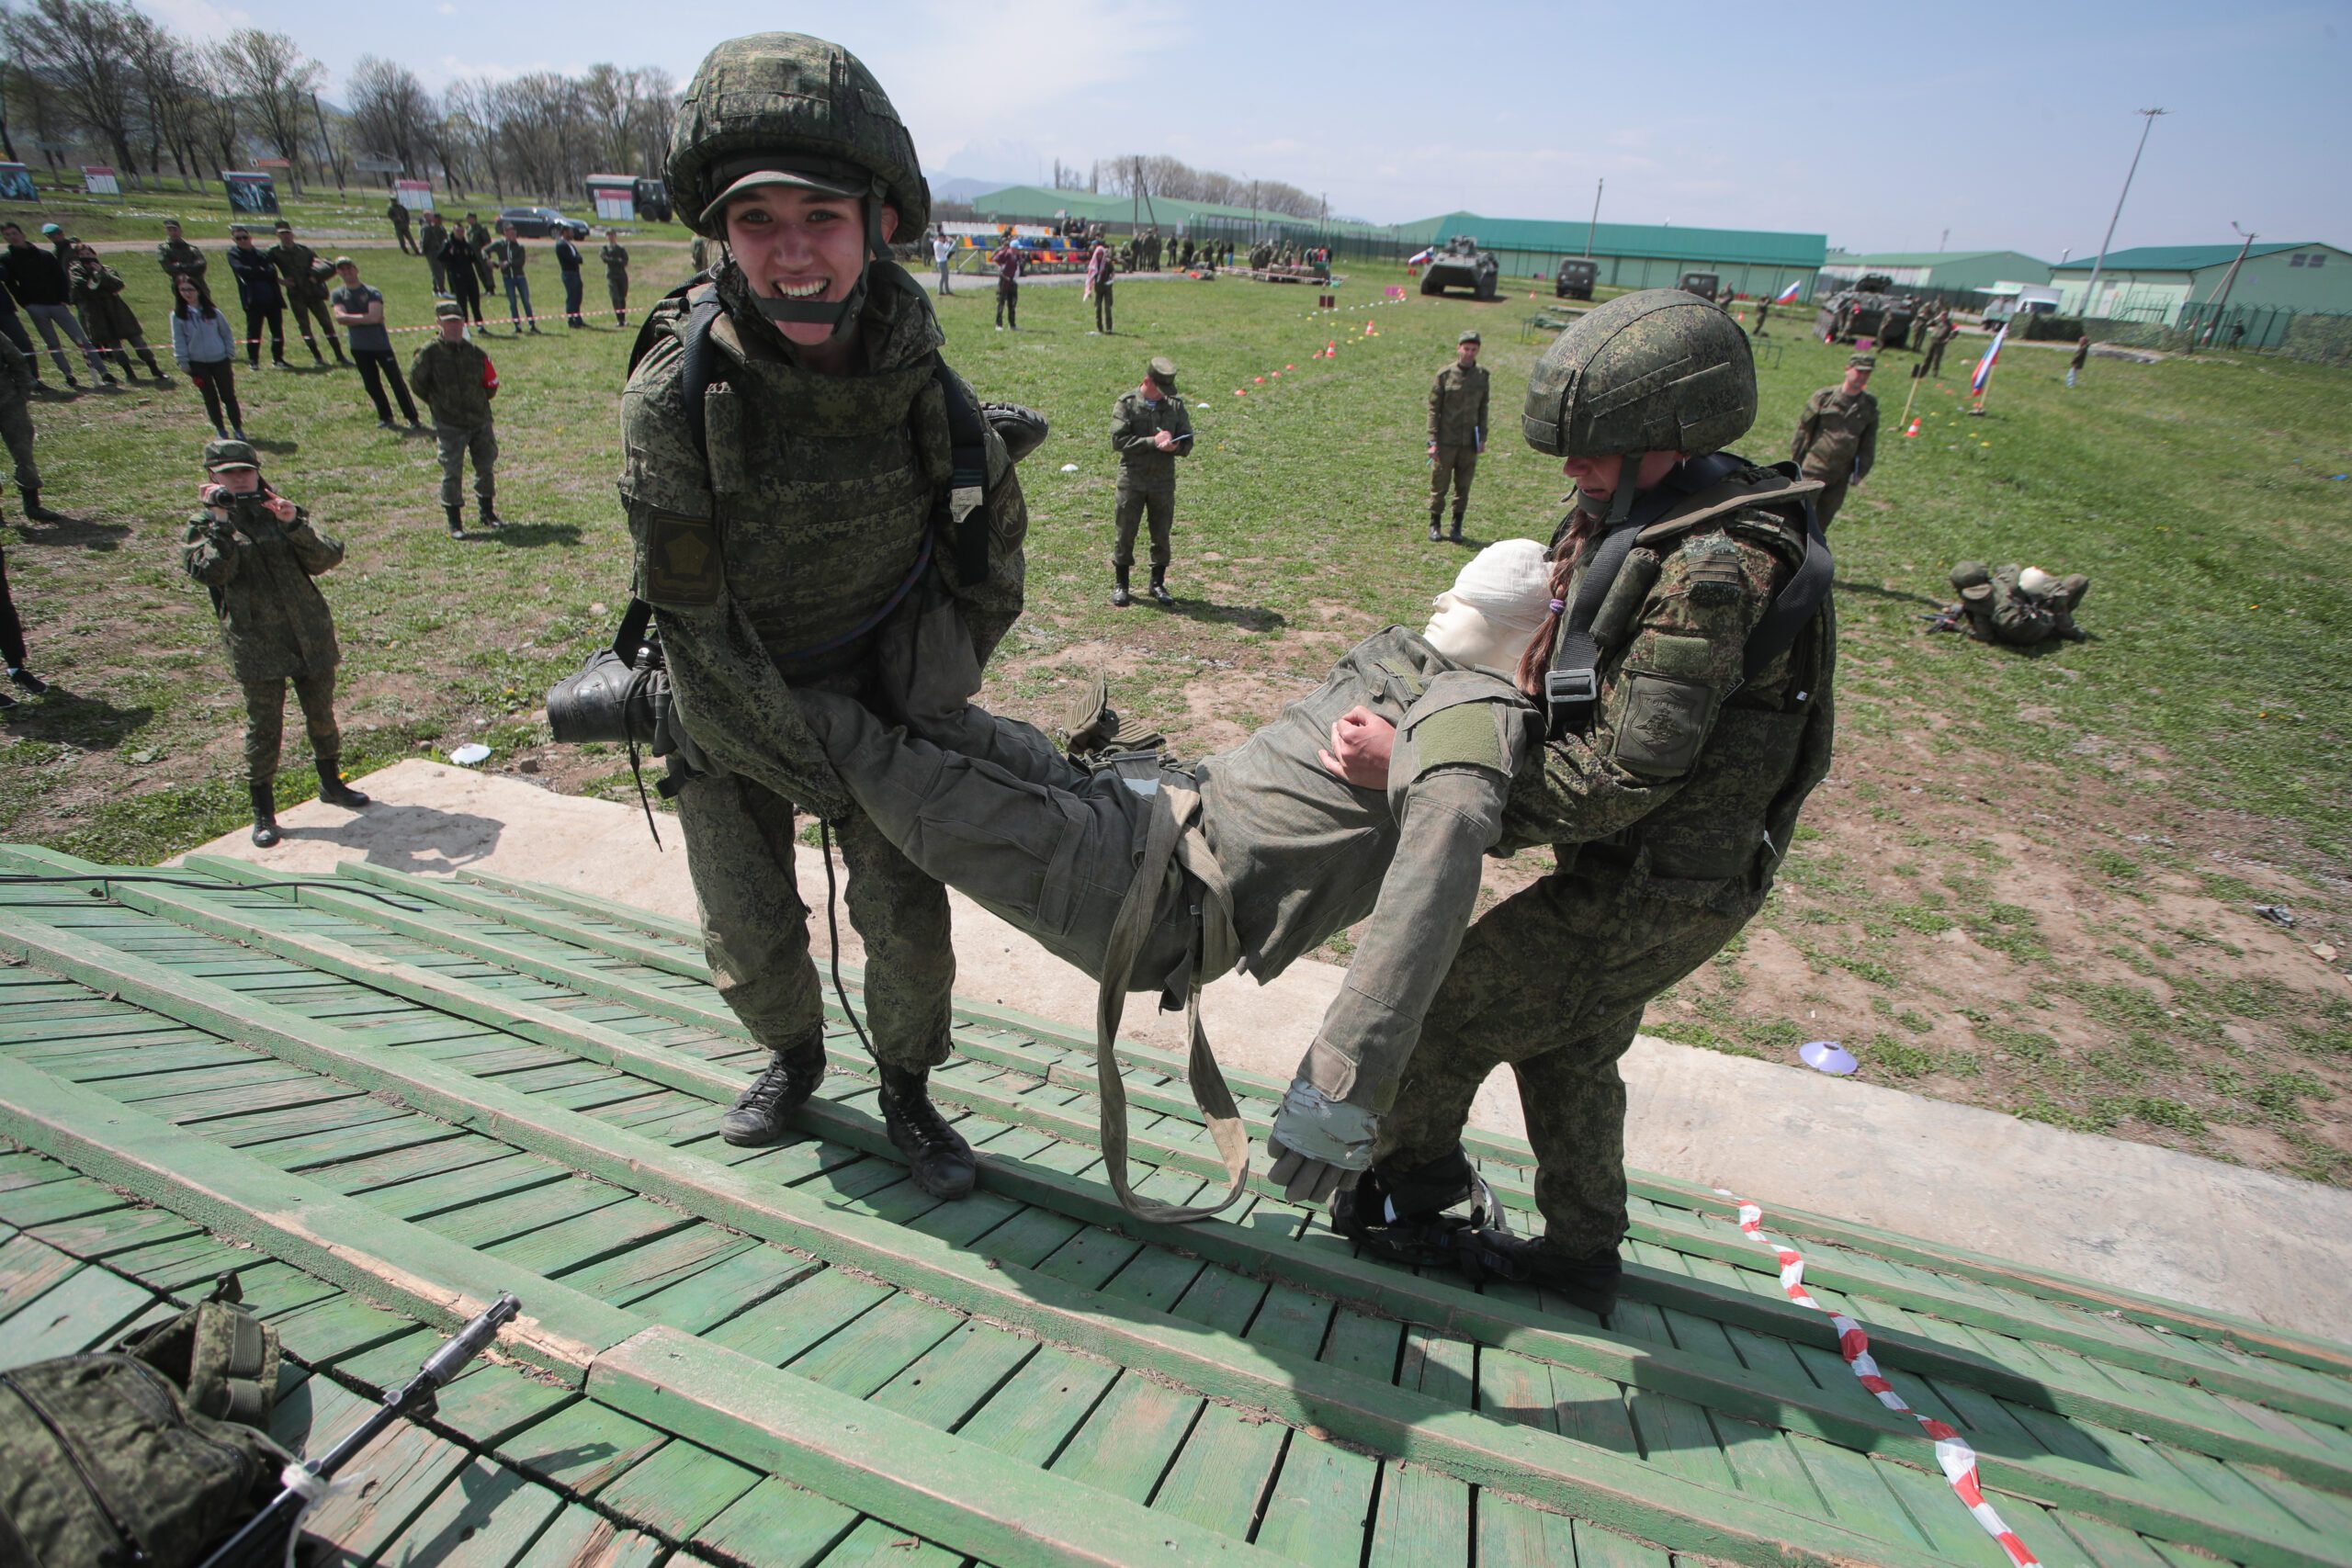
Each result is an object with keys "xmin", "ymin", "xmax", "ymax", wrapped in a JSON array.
[{"xmin": 3, "ymin": 845, "xmax": 2349, "ymax": 1568}]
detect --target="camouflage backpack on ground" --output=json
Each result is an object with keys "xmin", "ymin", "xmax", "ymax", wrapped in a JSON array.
[{"xmin": 0, "ymin": 1276, "xmax": 290, "ymax": 1567}]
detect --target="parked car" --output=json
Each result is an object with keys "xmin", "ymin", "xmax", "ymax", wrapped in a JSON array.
[{"xmin": 495, "ymin": 206, "xmax": 590, "ymax": 240}]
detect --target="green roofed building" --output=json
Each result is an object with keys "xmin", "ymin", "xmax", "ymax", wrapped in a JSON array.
[
  {"xmin": 2052, "ymin": 241, "xmax": 2352, "ymax": 327},
  {"xmin": 1818, "ymin": 250, "xmax": 2053, "ymax": 295},
  {"xmin": 969, "ymin": 183, "xmax": 1392, "ymax": 245},
  {"xmin": 6, "ymin": 841, "xmax": 2352, "ymax": 1567},
  {"xmin": 1398, "ymin": 210, "xmax": 1827, "ymax": 300}
]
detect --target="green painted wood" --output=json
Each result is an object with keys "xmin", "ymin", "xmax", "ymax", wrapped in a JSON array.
[
  {"xmin": 178, "ymin": 855, "xmax": 2352, "ymax": 1433},
  {"xmin": 593, "ymin": 1436, "xmax": 763, "ymax": 1540},
  {"xmin": 381, "ymin": 1456, "xmax": 569, "ymax": 1568},
  {"xmin": 1047, "ymin": 1372, "xmax": 1201, "ymax": 1503},
  {"xmin": 1253, "ymin": 1436, "xmax": 1381, "ymax": 1566},
  {"xmin": 866, "ymin": 1320, "xmax": 1038, "ymax": 1433},
  {"xmin": 1150, "ymin": 1404, "xmax": 1288, "ymax": 1541},
  {"xmin": 78, "ymin": 874, "xmax": 2342, "ymax": 1507},
  {"xmin": 494, "ymin": 1396, "xmax": 672, "ymax": 1495},
  {"xmin": 692, "ymin": 1476, "xmax": 861, "ymax": 1568},
  {"xmin": 1364, "ymin": 1462, "xmax": 1471, "ymax": 1568},
  {"xmin": 512, "ymin": 1502, "xmax": 671, "ymax": 1568},
  {"xmin": 1476, "ymin": 1492, "xmax": 1579, "ymax": 1568},
  {"xmin": 0, "ymin": 1261, "xmax": 155, "ymax": 1363}
]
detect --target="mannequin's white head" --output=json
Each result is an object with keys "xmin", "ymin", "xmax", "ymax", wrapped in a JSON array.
[{"xmin": 1422, "ymin": 540, "xmax": 1552, "ymax": 672}]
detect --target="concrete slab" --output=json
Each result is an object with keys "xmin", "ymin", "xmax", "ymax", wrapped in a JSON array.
[{"xmin": 183, "ymin": 758, "xmax": 2352, "ymax": 1339}]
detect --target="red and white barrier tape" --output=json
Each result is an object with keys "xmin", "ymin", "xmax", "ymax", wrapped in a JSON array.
[{"xmin": 1714, "ymin": 1189, "xmax": 2041, "ymax": 1567}]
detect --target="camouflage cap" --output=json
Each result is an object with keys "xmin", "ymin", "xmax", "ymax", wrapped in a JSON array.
[
  {"xmin": 1521, "ymin": 288, "xmax": 1757, "ymax": 458},
  {"xmin": 332, "ymin": 255, "xmax": 356, "ymax": 269},
  {"xmin": 1950, "ymin": 561, "xmax": 1993, "ymax": 602},
  {"xmin": 435, "ymin": 299, "xmax": 467, "ymax": 320},
  {"xmin": 1848, "ymin": 353, "xmax": 1877, "ymax": 371},
  {"xmin": 1458, "ymin": 330, "xmax": 1482, "ymax": 344},
  {"xmin": 203, "ymin": 438, "xmax": 259, "ymax": 470},
  {"xmin": 668, "ymin": 33, "xmax": 928, "ymax": 241},
  {"xmin": 1146, "ymin": 355, "xmax": 1178, "ymax": 389}
]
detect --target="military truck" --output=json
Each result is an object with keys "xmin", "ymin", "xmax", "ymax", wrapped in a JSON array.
[
  {"xmin": 1678, "ymin": 271, "xmax": 1720, "ymax": 300},
  {"xmin": 1555, "ymin": 257, "xmax": 1598, "ymax": 299},
  {"xmin": 1815, "ymin": 273, "xmax": 1919, "ymax": 349},
  {"xmin": 1421, "ymin": 235, "xmax": 1499, "ymax": 300}
]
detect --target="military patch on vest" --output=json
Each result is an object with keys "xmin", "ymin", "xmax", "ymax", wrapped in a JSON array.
[
  {"xmin": 1614, "ymin": 671, "xmax": 1714, "ymax": 777},
  {"xmin": 1406, "ymin": 702, "xmax": 1510, "ymax": 781},
  {"xmin": 643, "ymin": 512, "xmax": 723, "ymax": 607}
]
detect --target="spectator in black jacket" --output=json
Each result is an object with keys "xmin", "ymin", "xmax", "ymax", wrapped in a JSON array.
[
  {"xmin": 224, "ymin": 226, "xmax": 289, "ymax": 369},
  {"xmin": 1, "ymin": 221, "xmax": 113, "ymax": 388},
  {"xmin": 553, "ymin": 233, "xmax": 585, "ymax": 327}
]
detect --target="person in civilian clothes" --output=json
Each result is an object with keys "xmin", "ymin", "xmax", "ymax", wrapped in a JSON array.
[
  {"xmin": 554, "ymin": 231, "xmax": 586, "ymax": 327},
  {"xmin": 224, "ymin": 226, "xmax": 289, "ymax": 369},
  {"xmin": 331, "ymin": 258, "xmax": 423, "ymax": 432},
  {"xmin": 170, "ymin": 275, "xmax": 246, "ymax": 441}
]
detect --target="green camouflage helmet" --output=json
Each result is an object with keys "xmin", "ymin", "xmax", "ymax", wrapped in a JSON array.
[
  {"xmin": 668, "ymin": 33, "xmax": 929, "ymax": 243},
  {"xmin": 1521, "ymin": 288, "xmax": 1757, "ymax": 458}
]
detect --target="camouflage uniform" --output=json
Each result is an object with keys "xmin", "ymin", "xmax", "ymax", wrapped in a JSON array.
[
  {"xmin": 388, "ymin": 198, "xmax": 416, "ymax": 254},
  {"xmin": 266, "ymin": 235, "xmax": 346, "ymax": 363},
  {"xmin": 180, "ymin": 486, "xmax": 347, "ymax": 791},
  {"xmin": 1921, "ymin": 313, "xmax": 1954, "ymax": 377},
  {"xmin": 601, "ymin": 242, "xmax": 630, "ymax": 324},
  {"xmin": 68, "ymin": 258, "xmax": 166, "ymax": 381},
  {"xmin": 791, "ymin": 624, "xmax": 1535, "ymax": 1121},
  {"xmin": 0, "ymin": 333, "xmax": 40, "ymax": 509},
  {"xmin": 1790, "ymin": 380, "xmax": 1876, "ymax": 528},
  {"xmin": 1427, "ymin": 348, "xmax": 1490, "ymax": 536},
  {"xmin": 1380, "ymin": 477, "xmax": 1836, "ymax": 1259},
  {"xmin": 619, "ymin": 260, "xmax": 1029, "ymax": 1081},
  {"xmin": 1951, "ymin": 562, "xmax": 2088, "ymax": 646},
  {"xmin": 155, "ymin": 236, "xmax": 208, "ymax": 287},
  {"xmin": 1110, "ymin": 367, "xmax": 1193, "ymax": 592},
  {"xmin": 406, "ymin": 325, "xmax": 498, "ymax": 513}
]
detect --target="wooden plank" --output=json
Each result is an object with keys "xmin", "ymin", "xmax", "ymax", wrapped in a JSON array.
[
  {"xmin": 376, "ymin": 1457, "xmax": 568, "ymax": 1568},
  {"xmin": 1252, "ymin": 1435, "xmax": 1380, "ymax": 1566},
  {"xmin": 592, "ymin": 1437, "xmax": 763, "ymax": 1540},
  {"xmin": 190, "ymin": 858, "xmax": 2352, "ymax": 1437},
  {"xmin": 512, "ymin": 1504, "xmax": 669, "ymax": 1568},
  {"xmin": 693, "ymin": 1476, "xmax": 860, "ymax": 1568},
  {"xmin": 0, "ymin": 1262, "xmax": 156, "ymax": 1363},
  {"xmin": 1149, "ymin": 1404, "xmax": 1287, "ymax": 1542},
  {"xmin": 1364, "ymin": 1462, "xmax": 1471, "ymax": 1568},
  {"xmin": 866, "ymin": 1321, "xmax": 1037, "ymax": 1433}
]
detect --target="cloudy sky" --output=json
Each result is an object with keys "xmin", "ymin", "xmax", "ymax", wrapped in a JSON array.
[{"xmin": 148, "ymin": 0, "xmax": 2347, "ymax": 259}]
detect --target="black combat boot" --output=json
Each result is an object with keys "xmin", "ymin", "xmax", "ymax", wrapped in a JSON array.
[
  {"xmin": 1111, "ymin": 566, "xmax": 1132, "ymax": 608},
  {"xmin": 249, "ymin": 782, "xmax": 280, "ymax": 848},
  {"xmin": 445, "ymin": 505, "xmax": 467, "ymax": 540},
  {"xmin": 315, "ymin": 759, "xmax": 369, "ymax": 808},
  {"xmin": 877, "ymin": 1066, "xmax": 976, "ymax": 1199},
  {"xmin": 21, "ymin": 488, "xmax": 63, "ymax": 524},
  {"xmin": 1149, "ymin": 571, "xmax": 1173, "ymax": 608},
  {"xmin": 478, "ymin": 497, "xmax": 503, "ymax": 529},
  {"xmin": 718, "ymin": 1033, "xmax": 827, "ymax": 1145},
  {"xmin": 1428, "ymin": 513, "xmax": 1442, "ymax": 543},
  {"xmin": 1449, "ymin": 512, "xmax": 1465, "ymax": 544}
]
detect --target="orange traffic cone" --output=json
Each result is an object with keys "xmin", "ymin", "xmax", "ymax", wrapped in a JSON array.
[{"xmin": 1904, "ymin": 417, "xmax": 1921, "ymax": 437}]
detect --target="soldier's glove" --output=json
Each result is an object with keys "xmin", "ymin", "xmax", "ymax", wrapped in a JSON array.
[
  {"xmin": 980, "ymin": 401, "xmax": 1050, "ymax": 466},
  {"xmin": 1265, "ymin": 1078, "xmax": 1379, "ymax": 1207}
]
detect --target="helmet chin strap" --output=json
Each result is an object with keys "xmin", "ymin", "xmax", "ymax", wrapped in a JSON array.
[{"xmin": 741, "ymin": 185, "xmax": 891, "ymax": 344}]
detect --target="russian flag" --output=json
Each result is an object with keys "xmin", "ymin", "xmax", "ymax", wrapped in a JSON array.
[
  {"xmin": 1406, "ymin": 247, "xmax": 1433, "ymax": 266},
  {"xmin": 1972, "ymin": 321, "xmax": 2009, "ymax": 395},
  {"xmin": 1773, "ymin": 279, "xmax": 1803, "ymax": 304}
]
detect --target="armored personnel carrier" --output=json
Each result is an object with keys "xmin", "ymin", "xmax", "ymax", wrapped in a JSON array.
[
  {"xmin": 1555, "ymin": 257, "xmax": 1598, "ymax": 299},
  {"xmin": 1815, "ymin": 273, "xmax": 1919, "ymax": 349},
  {"xmin": 1420, "ymin": 234, "xmax": 1499, "ymax": 300}
]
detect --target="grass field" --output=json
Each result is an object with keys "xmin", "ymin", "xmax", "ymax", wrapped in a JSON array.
[{"xmin": 4, "ymin": 233, "xmax": 2347, "ymax": 1185}]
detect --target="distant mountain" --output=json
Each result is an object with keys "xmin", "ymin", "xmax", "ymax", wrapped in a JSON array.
[{"xmin": 933, "ymin": 175, "xmax": 1023, "ymax": 205}]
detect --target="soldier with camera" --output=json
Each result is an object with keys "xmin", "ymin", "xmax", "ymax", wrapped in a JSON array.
[{"xmin": 180, "ymin": 440, "xmax": 370, "ymax": 848}]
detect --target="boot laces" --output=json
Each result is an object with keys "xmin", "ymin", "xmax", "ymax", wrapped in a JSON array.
[{"xmin": 736, "ymin": 1051, "xmax": 819, "ymax": 1112}]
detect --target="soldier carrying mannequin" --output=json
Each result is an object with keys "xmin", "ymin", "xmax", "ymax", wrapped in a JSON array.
[{"xmin": 611, "ymin": 32, "xmax": 1035, "ymax": 1201}]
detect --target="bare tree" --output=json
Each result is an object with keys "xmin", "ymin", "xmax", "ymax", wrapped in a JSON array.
[
  {"xmin": 345, "ymin": 54, "xmax": 427, "ymax": 179},
  {"xmin": 443, "ymin": 77, "xmax": 506, "ymax": 201},
  {"xmin": 187, "ymin": 45, "xmax": 243, "ymax": 176},
  {"xmin": 124, "ymin": 9, "xmax": 209, "ymax": 187},
  {"xmin": 3, "ymin": 0, "xmax": 145, "ymax": 182},
  {"xmin": 577, "ymin": 62, "xmax": 640, "ymax": 175},
  {"xmin": 216, "ymin": 27, "xmax": 321, "ymax": 191},
  {"xmin": 632, "ymin": 66, "xmax": 675, "ymax": 177}
]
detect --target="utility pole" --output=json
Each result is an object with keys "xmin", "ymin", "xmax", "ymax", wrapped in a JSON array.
[
  {"xmin": 2080, "ymin": 107, "xmax": 2167, "ymax": 320},
  {"xmin": 2194, "ymin": 220, "xmax": 2258, "ymax": 350},
  {"xmin": 1585, "ymin": 176, "xmax": 1602, "ymax": 257},
  {"xmin": 1939, "ymin": 227, "xmax": 1950, "ymax": 252}
]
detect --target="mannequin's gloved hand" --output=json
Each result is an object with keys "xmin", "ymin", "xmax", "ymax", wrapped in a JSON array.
[{"xmin": 1265, "ymin": 1077, "xmax": 1379, "ymax": 1206}]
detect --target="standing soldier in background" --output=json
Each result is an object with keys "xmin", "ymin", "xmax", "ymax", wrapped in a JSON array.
[
  {"xmin": 600, "ymin": 230, "xmax": 631, "ymax": 325},
  {"xmin": 465, "ymin": 213, "xmax": 495, "ymax": 293},
  {"xmin": 181, "ymin": 439, "xmax": 371, "ymax": 849},
  {"xmin": 1920, "ymin": 308, "xmax": 1955, "ymax": 377},
  {"xmin": 616, "ymin": 31, "xmax": 1032, "ymax": 1196},
  {"xmin": 407, "ymin": 300, "xmax": 502, "ymax": 537},
  {"xmin": 1109, "ymin": 356, "xmax": 1192, "ymax": 606},
  {"xmin": 554, "ymin": 230, "xmax": 586, "ymax": 328},
  {"xmin": 68, "ymin": 243, "xmax": 171, "ymax": 385},
  {"xmin": 387, "ymin": 196, "xmax": 418, "ymax": 254},
  {"xmin": 268, "ymin": 222, "xmax": 349, "ymax": 366},
  {"xmin": 1426, "ymin": 329, "xmax": 1489, "ymax": 543},
  {"xmin": 1789, "ymin": 353, "xmax": 1877, "ymax": 528},
  {"xmin": 224, "ymin": 226, "xmax": 289, "ymax": 370},
  {"xmin": 155, "ymin": 219, "xmax": 208, "ymax": 288},
  {"xmin": 0, "ymin": 333, "xmax": 62, "ymax": 524},
  {"xmin": 992, "ymin": 236, "xmax": 1023, "ymax": 330},
  {"xmin": 421, "ymin": 212, "xmax": 450, "ymax": 295}
]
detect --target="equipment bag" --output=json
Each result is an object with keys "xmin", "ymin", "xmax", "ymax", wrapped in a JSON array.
[{"xmin": 0, "ymin": 1278, "xmax": 291, "ymax": 1568}]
